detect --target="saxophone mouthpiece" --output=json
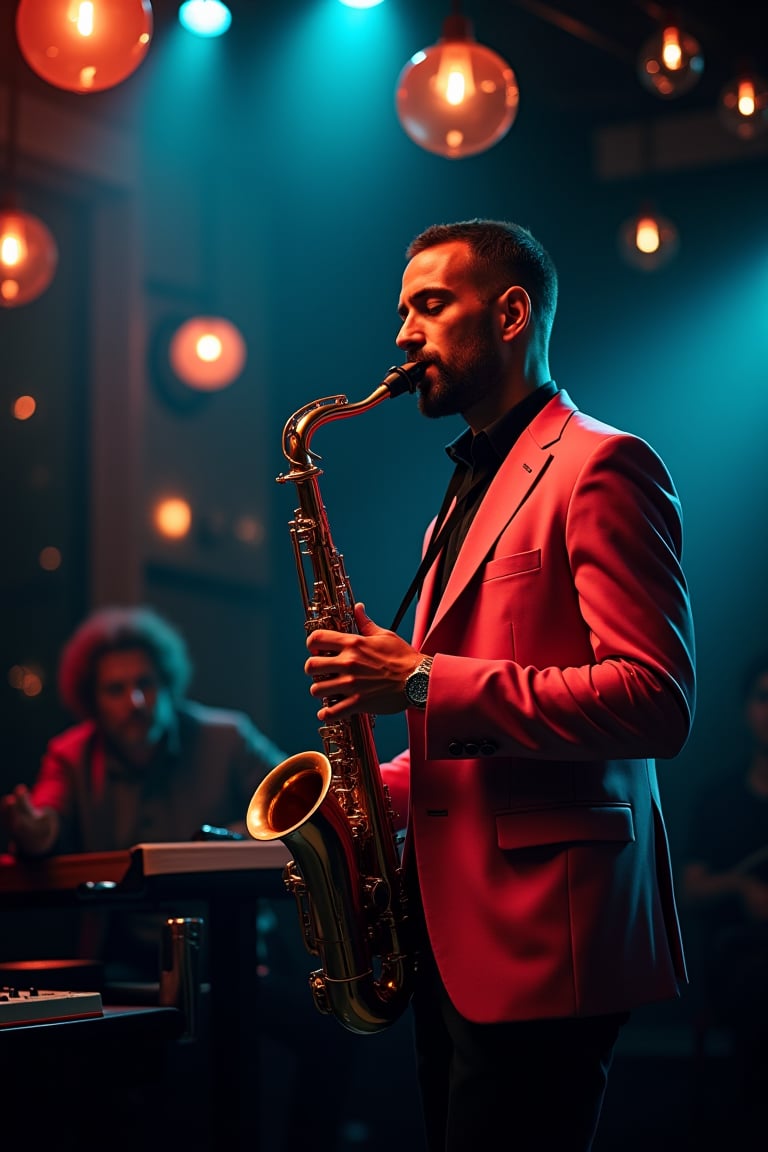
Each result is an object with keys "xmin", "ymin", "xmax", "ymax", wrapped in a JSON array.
[{"xmin": 383, "ymin": 361, "xmax": 427, "ymax": 398}]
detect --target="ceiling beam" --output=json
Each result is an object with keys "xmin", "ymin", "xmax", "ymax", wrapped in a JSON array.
[{"xmin": 594, "ymin": 109, "xmax": 768, "ymax": 180}]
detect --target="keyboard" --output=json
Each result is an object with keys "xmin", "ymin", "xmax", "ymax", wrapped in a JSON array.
[{"xmin": 0, "ymin": 987, "xmax": 103, "ymax": 1027}]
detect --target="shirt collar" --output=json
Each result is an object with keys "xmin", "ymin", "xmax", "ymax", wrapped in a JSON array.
[{"xmin": 446, "ymin": 380, "xmax": 559, "ymax": 470}]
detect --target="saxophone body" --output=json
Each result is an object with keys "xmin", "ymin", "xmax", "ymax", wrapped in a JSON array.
[{"xmin": 246, "ymin": 361, "xmax": 425, "ymax": 1035}]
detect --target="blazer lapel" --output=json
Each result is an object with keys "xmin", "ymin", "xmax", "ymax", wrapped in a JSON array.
[{"xmin": 421, "ymin": 390, "xmax": 578, "ymax": 642}]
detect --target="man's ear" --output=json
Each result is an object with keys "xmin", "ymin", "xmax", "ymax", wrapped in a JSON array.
[{"xmin": 499, "ymin": 286, "xmax": 532, "ymax": 341}]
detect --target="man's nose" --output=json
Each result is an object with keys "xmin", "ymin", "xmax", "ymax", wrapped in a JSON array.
[
  {"xmin": 396, "ymin": 315, "xmax": 422, "ymax": 350},
  {"xmin": 129, "ymin": 687, "xmax": 147, "ymax": 707}
]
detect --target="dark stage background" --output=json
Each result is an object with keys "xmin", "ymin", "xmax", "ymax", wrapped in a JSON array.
[{"xmin": 1, "ymin": 1, "xmax": 767, "ymax": 1146}]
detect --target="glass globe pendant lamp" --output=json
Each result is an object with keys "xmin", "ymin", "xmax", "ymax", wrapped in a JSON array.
[
  {"xmin": 719, "ymin": 67, "xmax": 768, "ymax": 140},
  {"xmin": 15, "ymin": 0, "xmax": 153, "ymax": 94},
  {"xmin": 637, "ymin": 20, "xmax": 703, "ymax": 98},
  {"xmin": 0, "ymin": 201, "xmax": 59, "ymax": 307},
  {"xmin": 395, "ymin": 8, "xmax": 519, "ymax": 159}
]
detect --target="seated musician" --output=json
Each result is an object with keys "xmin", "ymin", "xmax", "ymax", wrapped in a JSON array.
[
  {"xmin": 0, "ymin": 604, "xmax": 285, "ymax": 981},
  {"xmin": 1, "ymin": 603, "xmax": 385, "ymax": 1152}
]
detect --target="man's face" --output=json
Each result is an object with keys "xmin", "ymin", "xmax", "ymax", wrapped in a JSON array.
[
  {"xmin": 396, "ymin": 240, "xmax": 505, "ymax": 426},
  {"xmin": 746, "ymin": 672, "xmax": 768, "ymax": 752},
  {"xmin": 93, "ymin": 648, "xmax": 174, "ymax": 764}
]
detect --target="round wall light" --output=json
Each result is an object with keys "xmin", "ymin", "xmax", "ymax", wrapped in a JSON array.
[
  {"xmin": 168, "ymin": 316, "xmax": 246, "ymax": 390},
  {"xmin": 152, "ymin": 314, "xmax": 247, "ymax": 412},
  {"xmin": 153, "ymin": 496, "xmax": 193, "ymax": 540}
]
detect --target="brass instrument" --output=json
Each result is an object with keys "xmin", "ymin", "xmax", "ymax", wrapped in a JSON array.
[{"xmin": 246, "ymin": 361, "xmax": 426, "ymax": 1035}]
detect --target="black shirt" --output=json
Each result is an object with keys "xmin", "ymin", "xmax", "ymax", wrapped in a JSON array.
[{"xmin": 432, "ymin": 381, "xmax": 559, "ymax": 606}]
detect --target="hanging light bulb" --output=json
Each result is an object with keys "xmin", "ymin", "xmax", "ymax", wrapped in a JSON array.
[
  {"xmin": 637, "ymin": 20, "xmax": 704, "ymax": 98},
  {"xmin": 719, "ymin": 67, "xmax": 768, "ymax": 140},
  {"xmin": 619, "ymin": 206, "xmax": 679, "ymax": 272},
  {"xmin": 15, "ymin": 0, "xmax": 153, "ymax": 94},
  {"xmin": 395, "ymin": 9, "xmax": 519, "ymax": 159},
  {"xmin": 0, "ymin": 204, "xmax": 59, "ymax": 307}
]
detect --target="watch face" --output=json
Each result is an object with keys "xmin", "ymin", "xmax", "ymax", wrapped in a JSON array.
[{"xmin": 406, "ymin": 671, "xmax": 429, "ymax": 707}]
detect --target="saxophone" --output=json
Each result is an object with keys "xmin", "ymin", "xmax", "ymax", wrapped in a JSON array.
[{"xmin": 246, "ymin": 360, "xmax": 426, "ymax": 1035}]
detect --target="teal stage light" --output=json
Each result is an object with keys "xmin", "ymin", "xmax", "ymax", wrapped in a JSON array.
[
  {"xmin": 338, "ymin": 1, "xmax": 386, "ymax": 7},
  {"xmin": 178, "ymin": 1, "xmax": 231, "ymax": 38}
]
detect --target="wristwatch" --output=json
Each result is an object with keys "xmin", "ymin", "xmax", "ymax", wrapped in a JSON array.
[{"xmin": 404, "ymin": 655, "xmax": 433, "ymax": 710}]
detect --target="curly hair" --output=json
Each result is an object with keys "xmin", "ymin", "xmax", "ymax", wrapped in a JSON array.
[{"xmin": 57, "ymin": 605, "xmax": 193, "ymax": 719}]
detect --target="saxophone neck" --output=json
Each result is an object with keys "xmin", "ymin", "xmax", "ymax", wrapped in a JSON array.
[
  {"xmin": 278, "ymin": 362, "xmax": 425, "ymax": 480},
  {"xmin": 279, "ymin": 392, "xmax": 379, "ymax": 479}
]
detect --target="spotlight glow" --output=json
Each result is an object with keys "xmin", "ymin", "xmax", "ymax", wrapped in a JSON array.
[
  {"xmin": 337, "ymin": 1, "xmax": 385, "ymax": 8},
  {"xmin": 178, "ymin": 0, "xmax": 231, "ymax": 38}
]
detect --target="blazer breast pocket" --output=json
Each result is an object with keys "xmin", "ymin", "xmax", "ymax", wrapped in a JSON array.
[{"xmin": 483, "ymin": 549, "xmax": 541, "ymax": 583}]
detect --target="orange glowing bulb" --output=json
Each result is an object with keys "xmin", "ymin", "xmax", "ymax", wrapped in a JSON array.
[
  {"xmin": 661, "ymin": 27, "xmax": 683, "ymax": 72},
  {"xmin": 13, "ymin": 395, "xmax": 37, "ymax": 420},
  {"xmin": 635, "ymin": 217, "xmax": 661, "ymax": 255},
  {"xmin": 15, "ymin": 0, "xmax": 153, "ymax": 94},
  {"xmin": 0, "ymin": 210, "xmax": 58, "ymax": 307}
]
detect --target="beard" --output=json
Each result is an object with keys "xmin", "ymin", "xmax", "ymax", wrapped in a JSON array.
[
  {"xmin": 416, "ymin": 316, "xmax": 503, "ymax": 420},
  {"xmin": 105, "ymin": 718, "xmax": 159, "ymax": 767},
  {"xmin": 103, "ymin": 694, "xmax": 174, "ymax": 766}
]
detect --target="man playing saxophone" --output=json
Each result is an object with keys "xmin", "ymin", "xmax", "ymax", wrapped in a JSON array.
[{"xmin": 302, "ymin": 219, "xmax": 696, "ymax": 1152}]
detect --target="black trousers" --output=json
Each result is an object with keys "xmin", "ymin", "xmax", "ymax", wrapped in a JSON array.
[{"xmin": 411, "ymin": 948, "xmax": 629, "ymax": 1152}]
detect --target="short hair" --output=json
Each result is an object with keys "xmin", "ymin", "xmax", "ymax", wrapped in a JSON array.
[
  {"xmin": 58, "ymin": 605, "xmax": 193, "ymax": 719},
  {"xmin": 742, "ymin": 652, "xmax": 768, "ymax": 702},
  {"xmin": 406, "ymin": 219, "xmax": 559, "ymax": 341}
]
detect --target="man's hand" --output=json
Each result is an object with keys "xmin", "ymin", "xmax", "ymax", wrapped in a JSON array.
[
  {"xmin": 305, "ymin": 603, "xmax": 422, "ymax": 721},
  {"xmin": 0, "ymin": 785, "xmax": 58, "ymax": 856}
]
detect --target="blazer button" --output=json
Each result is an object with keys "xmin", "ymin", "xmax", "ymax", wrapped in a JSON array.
[
  {"xmin": 464, "ymin": 742, "xmax": 479, "ymax": 757},
  {"xmin": 479, "ymin": 740, "xmax": 497, "ymax": 756},
  {"xmin": 448, "ymin": 741, "xmax": 464, "ymax": 757}
]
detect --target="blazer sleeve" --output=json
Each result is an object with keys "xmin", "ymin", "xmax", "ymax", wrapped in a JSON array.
[{"xmin": 425, "ymin": 432, "xmax": 696, "ymax": 762}]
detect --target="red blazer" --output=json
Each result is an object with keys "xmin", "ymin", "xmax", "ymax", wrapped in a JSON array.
[{"xmin": 382, "ymin": 389, "xmax": 695, "ymax": 1024}]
